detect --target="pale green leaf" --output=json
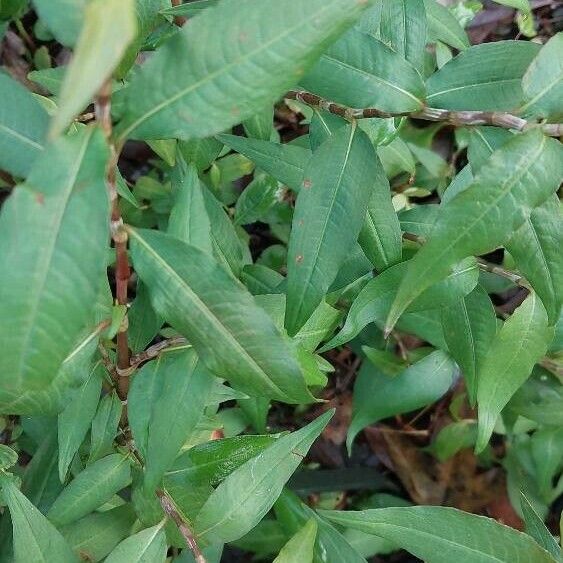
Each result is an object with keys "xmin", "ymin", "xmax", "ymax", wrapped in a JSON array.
[
  {"xmin": 519, "ymin": 492, "xmax": 560, "ymax": 559},
  {"xmin": 323, "ymin": 257, "xmax": 478, "ymax": 351},
  {"xmin": 147, "ymin": 139, "xmax": 177, "ymax": 166},
  {"xmin": 426, "ymin": 420, "xmax": 478, "ymax": 461},
  {"xmin": 243, "ymin": 105, "xmax": 276, "ymax": 141},
  {"xmin": 378, "ymin": 0, "xmax": 427, "ymax": 73},
  {"xmin": 178, "ymin": 136, "xmax": 223, "ymax": 172},
  {"xmin": 385, "ymin": 130, "xmax": 563, "ymax": 333},
  {"xmin": 301, "ymin": 29, "xmax": 425, "ymax": 113},
  {"xmin": 476, "ymin": 293, "xmax": 554, "ymax": 452},
  {"xmin": 129, "ymin": 348, "xmax": 214, "ymax": 491},
  {"xmin": 0, "ymin": 444, "xmax": 18, "ymax": 470},
  {"xmin": 89, "ymin": 391, "xmax": 122, "ymax": 463},
  {"xmin": 506, "ymin": 196, "xmax": 562, "ymax": 325},
  {"xmin": 273, "ymin": 518, "xmax": 317, "ymax": 563},
  {"xmin": 2, "ymin": 478, "xmax": 77, "ymax": 563},
  {"xmin": 47, "ymin": 454, "xmax": 132, "ymax": 526},
  {"xmin": 128, "ymin": 228, "xmax": 313, "ymax": 403},
  {"xmin": 116, "ymin": 0, "xmax": 372, "ymax": 140},
  {"xmin": 441, "ymin": 286, "xmax": 497, "ymax": 405},
  {"xmin": 0, "ymin": 72, "xmax": 49, "ymax": 177},
  {"xmin": 50, "ymin": 0, "xmax": 137, "ymax": 136},
  {"xmin": 348, "ymin": 350, "xmax": 456, "ymax": 450},
  {"xmin": 426, "ymin": 41, "xmax": 541, "ymax": 111},
  {"xmin": 0, "ymin": 127, "xmax": 109, "ymax": 403},
  {"xmin": 194, "ymin": 410, "xmax": 334, "ymax": 544},
  {"xmin": 321, "ymin": 506, "xmax": 557, "ymax": 563},
  {"xmin": 32, "ymin": 0, "xmax": 86, "ymax": 47},
  {"xmin": 423, "ymin": 0, "xmax": 469, "ymax": 51},
  {"xmin": 530, "ymin": 426, "xmax": 563, "ymax": 498},
  {"xmin": 285, "ymin": 123, "xmax": 379, "ymax": 335},
  {"xmin": 60, "ymin": 504, "xmax": 136, "ymax": 563},
  {"xmin": 521, "ymin": 32, "xmax": 563, "ymax": 120},
  {"xmin": 218, "ymin": 134, "xmax": 310, "ymax": 192},
  {"xmin": 105, "ymin": 522, "xmax": 167, "ymax": 563},
  {"xmin": 58, "ymin": 362, "xmax": 103, "ymax": 482},
  {"xmin": 492, "ymin": 0, "xmax": 531, "ymax": 10}
]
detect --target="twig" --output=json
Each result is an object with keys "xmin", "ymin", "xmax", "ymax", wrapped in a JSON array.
[
  {"xmin": 95, "ymin": 79, "xmax": 131, "ymax": 403},
  {"xmin": 129, "ymin": 336, "xmax": 189, "ymax": 371},
  {"xmin": 286, "ymin": 90, "xmax": 563, "ymax": 137},
  {"xmin": 156, "ymin": 489, "xmax": 206, "ymax": 563}
]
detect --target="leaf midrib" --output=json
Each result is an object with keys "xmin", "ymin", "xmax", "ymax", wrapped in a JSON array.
[{"xmin": 0, "ymin": 123, "xmax": 44, "ymax": 151}]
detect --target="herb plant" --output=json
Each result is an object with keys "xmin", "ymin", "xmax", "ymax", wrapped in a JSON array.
[{"xmin": 0, "ymin": 0, "xmax": 562, "ymax": 562}]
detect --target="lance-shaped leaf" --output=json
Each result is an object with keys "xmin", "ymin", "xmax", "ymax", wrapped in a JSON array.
[
  {"xmin": 426, "ymin": 41, "xmax": 541, "ymax": 111},
  {"xmin": 274, "ymin": 518, "xmax": 317, "ymax": 563},
  {"xmin": 33, "ymin": 0, "xmax": 87, "ymax": 47},
  {"xmin": 128, "ymin": 348, "xmax": 215, "ymax": 491},
  {"xmin": 476, "ymin": 293, "xmax": 554, "ymax": 452},
  {"xmin": 285, "ymin": 123, "xmax": 378, "ymax": 335},
  {"xmin": 506, "ymin": 196, "xmax": 562, "ymax": 325},
  {"xmin": 50, "ymin": 0, "xmax": 137, "ymax": 136},
  {"xmin": 0, "ymin": 127, "xmax": 109, "ymax": 398},
  {"xmin": 48, "ymin": 454, "xmax": 132, "ymax": 526},
  {"xmin": 0, "ymin": 72, "xmax": 49, "ymax": 178},
  {"xmin": 300, "ymin": 29, "xmax": 425, "ymax": 113},
  {"xmin": 1, "ymin": 478, "xmax": 77, "ymax": 563},
  {"xmin": 321, "ymin": 506, "xmax": 557, "ymax": 563},
  {"xmin": 128, "ymin": 228, "xmax": 313, "ymax": 403},
  {"xmin": 58, "ymin": 362, "xmax": 103, "ymax": 482},
  {"xmin": 385, "ymin": 130, "xmax": 563, "ymax": 334},
  {"xmin": 89, "ymin": 390, "xmax": 122, "ymax": 463},
  {"xmin": 194, "ymin": 410, "xmax": 333, "ymax": 544},
  {"xmin": 323, "ymin": 257, "xmax": 478, "ymax": 351},
  {"xmin": 520, "ymin": 32, "xmax": 563, "ymax": 120},
  {"xmin": 441, "ymin": 286, "xmax": 497, "ymax": 406},
  {"xmin": 423, "ymin": 0, "xmax": 469, "ymax": 51},
  {"xmin": 378, "ymin": 0, "xmax": 427, "ymax": 73},
  {"xmin": 105, "ymin": 522, "xmax": 167, "ymax": 563},
  {"xmin": 218, "ymin": 134, "xmax": 310, "ymax": 192},
  {"xmin": 116, "ymin": 0, "xmax": 372, "ymax": 141},
  {"xmin": 520, "ymin": 492, "xmax": 561, "ymax": 560},
  {"xmin": 348, "ymin": 350, "xmax": 456, "ymax": 450},
  {"xmin": 127, "ymin": 282, "xmax": 163, "ymax": 355}
]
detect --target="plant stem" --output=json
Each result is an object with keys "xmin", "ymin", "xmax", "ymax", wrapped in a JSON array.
[
  {"xmin": 156, "ymin": 489, "xmax": 206, "ymax": 563},
  {"xmin": 95, "ymin": 79, "xmax": 131, "ymax": 402},
  {"xmin": 286, "ymin": 90, "xmax": 563, "ymax": 137}
]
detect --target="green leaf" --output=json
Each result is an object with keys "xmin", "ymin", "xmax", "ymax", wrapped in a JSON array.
[
  {"xmin": 467, "ymin": 126, "xmax": 514, "ymax": 174},
  {"xmin": 147, "ymin": 139, "xmax": 177, "ymax": 166},
  {"xmin": 129, "ymin": 348, "xmax": 214, "ymax": 491},
  {"xmin": 165, "ymin": 434, "xmax": 279, "ymax": 487},
  {"xmin": 243, "ymin": 105, "xmax": 276, "ymax": 141},
  {"xmin": 492, "ymin": 0, "xmax": 531, "ymax": 10},
  {"xmin": 519, "ymin": 492, "xmax": 560, "ymax": 559},
  {"xmin": 168, "ymin": 162, "xmax": 213, "ymax": 254},
  {"xmin": 193, "ymin": 410, "xmax": 334, "ymax": 544},
  {"xmin": 241, "ymin": 264, "xmax": 284, "ymax": 295},
  {"xmin": 105, "ymin": 522, "xmax": 167, "ymax": 563},
  {"xmin": 295, "ymin": 301, "xmax": 341, "ymax": 352},
  {"xmin": 60, "ymin": 504, "xmax": 136, "ymax": 563},
  {"xmin": 128, "ymin": 282, "xmax": 163, "ymax": 354},
  {"xmin": 441, "ymin": 286, "xmax": 497, "ymax": 405},
  {"xmin": 275, "ymin": 489, "xmax": 366, "ymax": 563},
  {"xmin": 2, "ymin": 478, "xmax": 77, "ymax": 563},
  {"xmin": 323, "ymin": 257, "xmax": 478, "ymax": 351},
  {"xmin": 426, "ymin": 420, "xmax": 478, "ymax": 461},
  {"xmin": 301, "ymin": 29, "xmax": 425, "ymax": 113},
  {"xmin": 378, "ymin": 0, "xmax": 427, "ymax": 73},
  {"xmin": 476, "ymin": 293, "xmax": 554, "ymax": 452},
  {"xmin": 89, "ymin": 391, "xmax": 122, "ymax": 463},
  {"xmin": 235, "ymin": 174, "xmax": 280, "ymax": 225},
  {"xmin": 385, "ymin": 130, "xmax": 563, "ymax": 333},
  {"xmin": 520, "ymin": 32, "xmax": 563, "ymax": 120},
  {"xmin": 58, "ymin": 362, "xmax": 103, "ymax": 482},
  {"xmin": 128, "ymin": 228, "xmax": 313, "ymax": 403},
  {"xmin": 321, "ymin": 506, "xmax": 557, "ymax": 563},
  {"xmin": 160, "ymin": 0, "xmax": 218, "ymax": 17},
  {"xmin": 0, "ymin": 127, "xmax": 109, "ymax": 401},
  {"xmin": 0, "ymin": 72, "xmax": 49, "ymax": 178},
  {"xmin": 530, "ymin": 426, "xmax": 563, "ymax": 498},
  {"xmin": 28, "ymin": 66, "xmax": 66, "ymax": 96},
  {"xmin": 423, "ymin": 0, "xmax": 469, "ymax": 51},
  {"xmin": 50, "ymin": 0, "xmax": 137, "ymax": 136},
  {"xmin": 218, "ymin": 134, "xmax": 310, "ymax": 192},
  {"xmin": 358, "ymin": 153, "xmax": 402, "ymax": 272},
  {"xmin": 0, "ymin": 444, "xmax": 18, "ymax": 470},
  {"xmin": 178, "ymin": 136, "xmax": 223, "ymax": 172},
  {"xmin": 273, "ymin": 518, "xmax": 317, "ymax": 563},
  {"xmin": 348, "ymin": 350, "xmax": 456, "ymax": 450},
  {"xmin": 506, "ymin": 196, "xmax": 562, "ymax": 325},
  {"xmin": 116, "ymin": 0, "xmax": 372, "ymax": 141},
  {"xmin": 32, "ymin": 0, "xmax": 86, "ymax": 47},
  {"xmin": 285, "ymin": 123, "xmax": 379, "ymax": 335},
  {"xmin": 426, "ymin": 41, "xmax": 541, "ymax": 111},
  {"xmin": 47, "ymin": 454, "xmax": 132, "ymax": 526}
]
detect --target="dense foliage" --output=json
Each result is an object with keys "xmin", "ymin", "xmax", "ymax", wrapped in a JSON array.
[{"xmin": 0, "ymin": 0, "xmax": 562, "ymax": 561}]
